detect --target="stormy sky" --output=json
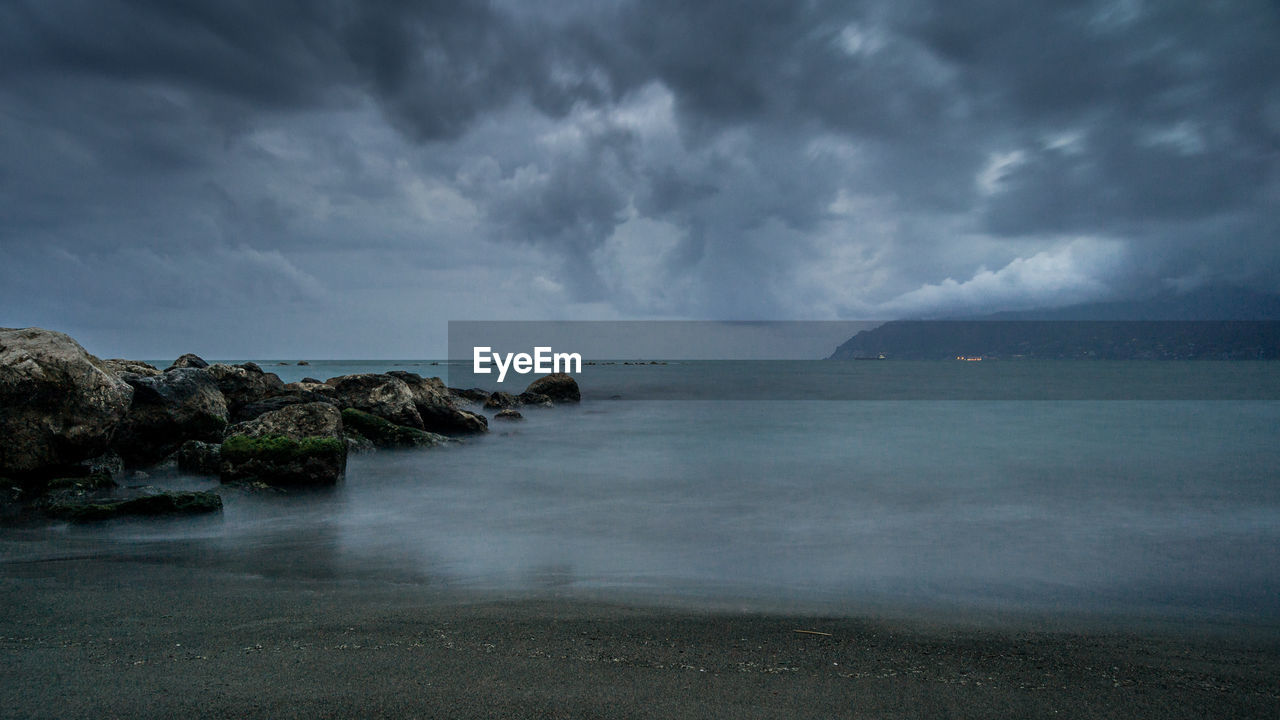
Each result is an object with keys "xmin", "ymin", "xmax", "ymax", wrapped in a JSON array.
[{"xmin": 1, "ymin": 0, "xmax": 1277, "ymax": 358}]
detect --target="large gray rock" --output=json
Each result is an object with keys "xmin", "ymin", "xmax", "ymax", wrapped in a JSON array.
[
  {"xmin": 231, "ymin": 391, "xmax": 335, "ymax": 423},
  {"xmin": 225, "ymin": 401, "xmax": 344, "ymax": 442},
  {"xmin": 340, "ymin": 408, "xmax": 450, "ymax": 449},
  {"xmin": 524, "ymin": 373, "xmax": 580, "ymax": 403},
  {"xmin": 483, "ymin": 391, "xmax": 519, "ymax": 409},
  {"xmin": 103, "ymin": 359, "xmax": 161, "ymax": 377},
  {"xmin": 325, "ymin": 373, "xmax": 424, "ymax": 429},
  {"xmin": 220, "ymin": 402, "xmax": 346, "ymax": 486},
  {"xmin": 0, "ymin": 328, "xmax": 134, "ymax": 477},
  {"xmin": 283, "ymin": 380, "xmax": 337, "ymax": 398},
  {"xmin": 388, "ymin": 371, "xmax": 487, "ymax": 435},
  {"xmin": 387, "ymin": 371, "xmax": 453, "ymax": 407},
  {"xmin": 112, "ymin": 368, "xmax": 229, "ymax": 465},
  {"xmin": 205, "ymin": 363, "xmax": 285, "ymax": 415},
  {"xmin": 449, "ymin": 387, "xmax": 491, "ymax": 404},
  {"xmin": 418, "ymin": 404, "xmax": 488, "ymax": 435}
]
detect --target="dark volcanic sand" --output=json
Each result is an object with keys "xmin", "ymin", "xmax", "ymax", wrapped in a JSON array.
[{"xmin": 1, "ymin": 559, "xmax": 1277, "ymax": 719}]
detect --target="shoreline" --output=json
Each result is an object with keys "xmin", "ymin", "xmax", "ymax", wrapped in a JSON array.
[{"xmin": 3, "ymin": 558, "xmax": 1277, "ymax": 719}]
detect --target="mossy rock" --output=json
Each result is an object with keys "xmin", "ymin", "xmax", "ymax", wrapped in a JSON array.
[
  {"xmin": 221, "ymin": 434, "xmax": 345, "ymax": 463},
  {"xmin": 46, "ymin": 490, "xmax": 222, "ymax": 522},
  {"xmin": 45, "ymin": 470, "xmax": 117, "ymax": 492},
  {"xmin": 340, "ymin": 409, "xmax": 449, "ymax": 449},
  {"xmin": 219, "ymin": 434, "xmax": 346, "ymax": 486}
]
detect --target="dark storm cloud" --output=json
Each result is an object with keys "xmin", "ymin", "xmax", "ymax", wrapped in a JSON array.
[
  {"xmin": 899, "ymin": 0, "xmax": 1280, "ymax": 237},
  {"xmin": 1, "ymin": 0, "xmax": 1277, "ymax": 354}
]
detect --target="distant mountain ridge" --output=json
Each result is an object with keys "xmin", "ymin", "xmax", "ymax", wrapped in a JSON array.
[
  {"xmin": 829, "ymin": 287, "xmax": 1280, "ymax": 360},
  {"xmin": 970, "ymin": 287, "xmax": 1280, "ymax": 321}
]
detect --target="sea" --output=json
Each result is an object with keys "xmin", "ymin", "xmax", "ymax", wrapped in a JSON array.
[{"xmin": 4, "ymin": 359, "xmax": 1279, "ymax": 633}]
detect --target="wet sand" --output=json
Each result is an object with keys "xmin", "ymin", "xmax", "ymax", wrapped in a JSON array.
[{"xmin": 1, "ymin": 559, "xmax": 1277, "ymax": 719}]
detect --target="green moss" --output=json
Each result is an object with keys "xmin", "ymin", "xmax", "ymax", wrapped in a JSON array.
[
  {"xmin": 220, "ymin": 434, "xmax": 344, "ymax": 464},
  {"xmin": 46, "ymin": 490, "xmax": 223, "ymax": 522}
]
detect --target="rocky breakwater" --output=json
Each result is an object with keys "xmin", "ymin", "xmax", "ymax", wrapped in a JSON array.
[{"xmin": 0, "ymin": 327, "xmax": 582, "ymax": 521}]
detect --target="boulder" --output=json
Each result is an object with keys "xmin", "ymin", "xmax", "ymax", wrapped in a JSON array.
[
  {"xmin": 205, "ymin": 363, "xmax": 285, "ymax": 415},
  {"xmin": 387, "ymin": 371, "xmax": 452, "ymax": 407},
  {"xmin": 340, "ymin": 408, "xmax": 450, "ymax": 449},
  {"xmin": 284, "ymin": 380, "xmax": 337, "ymax": 397},
  {"xmin": 225, "ymin": 401, "xmax": 344, "ymax": 442},
  {"xmin": 517, "ymin": 391, "xmax": 554, "ymax": 408},
  {"xmin": 325, "ymin": 374, "xmax": 423, "ymax": 429},
  {"xmin": 524, "ymin": 373, "xmax": 580, "ymax": 403},
  {"xmin": 388, "ymin": 371, "xmax": 487, "ymax": 435},
  {"xmin": 220, "ymin": 402, "xmax": 346, "ymax": 486},
  {"xmin": 112, "ymin": 368, "xmax": 229, "ymax": 465},
  {"xmin": 0, "ymin": 328, "xmax": 134, "ymax": 478},
  {"xmin": 418, "ymin": 404, "xmax": 488, "ymax": 435},
  {"xmin": 177, "ymin": 440, "xmax": 221, "ymax": 476},
  {"xmin": 449, "ymin": 387, "xmax": 491, "ymax": 404},
  {"xmin": 483, "ymin": 391, "xmax": 519, "ymax": 409},
  {"xmin": 231, "ymin": 390, "xmax": 335, "ymax": 423},
  {"xmin": 167, "ymin": 353, "xmax": 209, "ymax": 370},
  {"xmin": 493, "ymin": 409, "xmax": 524, "ymax": 421},
  {"xmin": 84, "ymin": 451, "xmax": 125, "ymax": 483},
  {"xmin": 344, "ymin": 432, "xmax": 375, "ymax": 454},
  {"xmin": 103, "ymin": 359, "xmax": 161, "ymax": 377}
]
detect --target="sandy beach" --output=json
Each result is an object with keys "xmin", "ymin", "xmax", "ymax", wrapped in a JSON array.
[{"xmin": 2, "ymin": 557, "xmax": 1276, "ymax": 719}]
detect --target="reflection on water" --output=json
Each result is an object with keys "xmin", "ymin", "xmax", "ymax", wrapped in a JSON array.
[{"xmin": 3, "ymin": 394, "xmax": 1279, "ymax": 628}]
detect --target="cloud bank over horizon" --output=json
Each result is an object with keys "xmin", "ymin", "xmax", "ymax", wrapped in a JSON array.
[{"xmin": 1, "ymin": 0, "xmax": 1277, "ymax": 357}]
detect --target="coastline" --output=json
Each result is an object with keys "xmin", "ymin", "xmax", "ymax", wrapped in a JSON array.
[{"xmin": 3, "ymin": 557, "xmax": 1277, "ymax": 719}]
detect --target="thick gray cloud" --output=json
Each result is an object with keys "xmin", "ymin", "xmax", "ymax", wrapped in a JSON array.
[{"xmin": 0, "ymin": 0, "xmax": 1276, "ymax": 356}]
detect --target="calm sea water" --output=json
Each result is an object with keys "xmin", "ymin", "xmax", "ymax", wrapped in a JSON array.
[{"xmin": 4, "ymin": 360, "xmax": 1278, "ymax": 631}]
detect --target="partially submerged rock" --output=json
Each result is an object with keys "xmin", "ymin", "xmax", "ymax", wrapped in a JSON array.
[
  {"xmin": 46, "ymin": 490, "xmax": 222, "ymax": 522},
  {"xmin": 418, "ymin": 404, "xmax": 488, "ymax": 435},
  {"xmin": 390, "ymin": 371, "xmax": 487, "ymax": 435},
  {"xmin": 484, "ymin": 391, "xmax": 519, "ymax": 409},
  {"xmin": 449, "ymin": 387, "xmax": 491, "ymax": 404},
  {"xmin": 0, "ymin": 327, "xmax": 134, "ymax": 478},
  {"xmin": 112, "ymin": 368, "xmax": 229, "ymax": 465},
  {"xmin": 325, "ymin": 373, "xmax": 424, "ymax": 429},
  {"xmin": 220, "ymin": 435, "xmax": 346, "ymax": 486},
  {"xmin": 177, "ymin": 440, "xmax": 221, "ymax": 476},
  {"xmin": 493, "ymin": 409, "xmax": 524, "ymax": 421},
  {"xmin": 517, "ymin": 391, "xmax": 554, "ymax": 408},
  {"xmin": 524, "ymin": 373, "xmax": 580, "ymax": 403},
  {"xmin": 220, "ymin": 403, "xmax": 347, "ymax": 486},
  {"xmin": 340, "ymin": 408, "xmax": 450, "ymax": 449}
]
